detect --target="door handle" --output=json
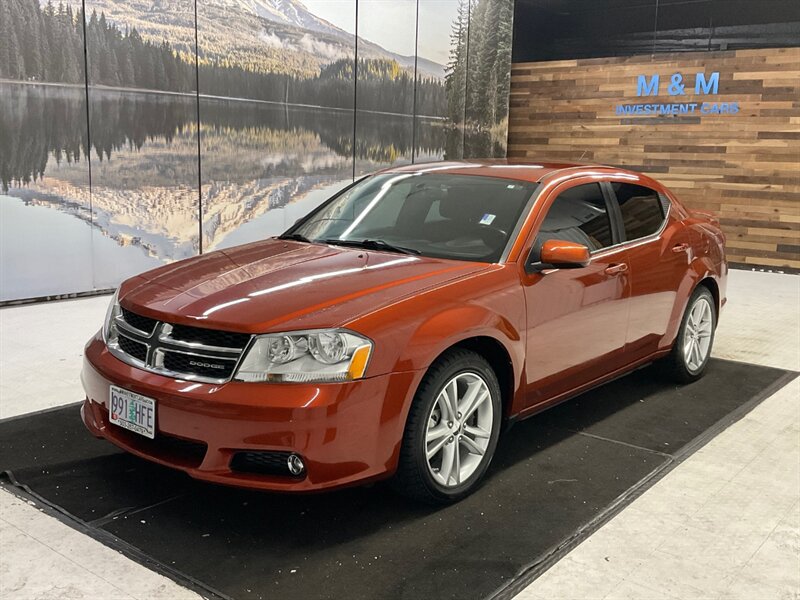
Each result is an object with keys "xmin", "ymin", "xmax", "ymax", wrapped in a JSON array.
[
  {"xmin": 604, "ymin": 263, "xmax": 628, "ymax": 275},
  {"xmin": 672, "ymin": 243, "xmax": 690, "ymax": 253}
]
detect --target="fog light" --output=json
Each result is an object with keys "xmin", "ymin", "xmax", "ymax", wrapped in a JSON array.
[{"xmin": 287, "ymin": 453, "xmax": 305, "ymax": 476}]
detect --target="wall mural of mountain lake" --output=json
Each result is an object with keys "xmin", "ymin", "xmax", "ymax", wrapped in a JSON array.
[{"xmin": 0, "ymin": 0, "xmax": 514, "ymax": 302}]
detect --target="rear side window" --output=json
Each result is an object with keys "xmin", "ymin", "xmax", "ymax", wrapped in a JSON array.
[
  {"xmin": 537, "ymin": 183, "xmax": 613, "ymax": 251},
  {"xmin": 611, "ymin": 183, "xmax": 666, "ymax": 241}
]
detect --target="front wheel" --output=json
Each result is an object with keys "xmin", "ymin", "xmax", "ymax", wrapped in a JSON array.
[
  {"xmin": 391, "ymin": 349, "xmax": 502, "ymax": 504},
  {"xmin": 660, "ymin": 286, "xmax": 717, "ymax": 383}
]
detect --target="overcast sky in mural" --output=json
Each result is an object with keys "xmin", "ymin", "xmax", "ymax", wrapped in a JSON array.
[{"xmin": 304, "ymin": 0, "xmax": 457, "ymax": 64}]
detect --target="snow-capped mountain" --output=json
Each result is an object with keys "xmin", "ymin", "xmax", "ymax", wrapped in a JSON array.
[
  {"xmin": 230, "ymin": 0, "xmax": 341, "ymax": 37},
  {"xmin": 74, "ymin": 0, "xmax": 445, "ymax": 79}
]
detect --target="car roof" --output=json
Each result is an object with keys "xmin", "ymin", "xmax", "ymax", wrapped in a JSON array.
[{"xmin": 383, "ymin": 159, "xmax": 606, "ymax": 184}]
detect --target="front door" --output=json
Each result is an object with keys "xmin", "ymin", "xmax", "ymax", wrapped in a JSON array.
[{"xmin": 521, "ymin": 181, "xmax": 631, "ymax": 408}]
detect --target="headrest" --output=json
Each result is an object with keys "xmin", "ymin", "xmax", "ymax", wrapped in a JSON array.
[{"xmin": 439, "ymin": 187, "xmax": 485, "ymax": 221}]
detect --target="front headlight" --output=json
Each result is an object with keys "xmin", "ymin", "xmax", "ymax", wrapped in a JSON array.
[
  {"xmin": 234, "ymin": 329, "xmax": 373, "ymax": 383},
  {"xmin": 102, "ymin": 289, "xmax": 121, "ymax": 344}
]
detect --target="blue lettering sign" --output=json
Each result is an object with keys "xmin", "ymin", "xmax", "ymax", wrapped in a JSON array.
[
  {"xmin": 668, "ymin": 74, "xmax": 686, "ymax": 96},
  {"xmin": 636, "ymin": 74, "xmax": 660, "ymax": 97},
  {"xmin": 618, "ymin": 72, "xmax": 734, "ymax": 119},
  {"xmin": 695, "ymin": 72, "xmax": 720, "ymax": 95}
]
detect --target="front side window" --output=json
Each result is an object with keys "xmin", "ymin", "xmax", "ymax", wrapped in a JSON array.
[
  {"xmin": 611, "ymin": 182, "xmax": 665, "ymax": 241},
  {"xmin": 289, "ymin": 173, "xmax": 537, "ymax": 262},
  {"xmin": 535, "ymin": 183, "xmax": 614, "ymax": 252}
]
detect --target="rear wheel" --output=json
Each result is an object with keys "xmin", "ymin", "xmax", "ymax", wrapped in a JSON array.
[
  {"xmin": 661, "ymin": 286, "xmax": 716, "ymax": 383},
  {"xmin": 392, "ymin": 349, "xmax": 502, "ymax": 504}
]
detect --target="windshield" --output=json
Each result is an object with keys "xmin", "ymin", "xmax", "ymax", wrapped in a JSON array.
[{"xmin": 286, "ymin": 173, "xmax": 537, "ymax": 262}]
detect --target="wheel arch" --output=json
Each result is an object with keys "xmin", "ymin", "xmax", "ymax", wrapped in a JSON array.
[
  {"xmin": 662, "ymin": 257, "xmax": 721, "ymax": 349},
  {"xmin": 696, "ymin": 276, "xmax": 720, "ymax": 317},
  {"xmin": 388, "ymin": 334, "xmax": 512, "ymax": 503},
  {"xmin": 441, "ymin": 336, "xmax": 516, "ymax": 420}
]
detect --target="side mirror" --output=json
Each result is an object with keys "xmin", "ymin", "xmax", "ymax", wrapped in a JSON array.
[{"xmin": 528, "ymin": 239, "xmax": 591, "ymax": 271}]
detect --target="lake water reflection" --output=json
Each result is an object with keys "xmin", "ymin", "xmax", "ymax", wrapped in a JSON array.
[{"xmin": 0, "ymin": 83, "xmax": 449, "ymax": 301}]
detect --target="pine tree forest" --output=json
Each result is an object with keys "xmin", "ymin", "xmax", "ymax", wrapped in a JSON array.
[
  {"xmin": 445, "ymin": 0, "xmax": 514, "ymax": 128},
  {"xmin": 1, "ymin": 0, "xmax": 512, "ymax": 127}
]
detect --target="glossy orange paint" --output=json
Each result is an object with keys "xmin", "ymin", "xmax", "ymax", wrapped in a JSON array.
[
  {"xmin": 540, "ymin": 239, "xmax": 591, "ymax": 267},
  {"xmin": 81, "ymin": 160, "xmax": 727, "ymax": 492}
]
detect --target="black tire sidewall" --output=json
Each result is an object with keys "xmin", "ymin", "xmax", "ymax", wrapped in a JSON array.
[{"xmin": 412, "ymin": 352, "xmax": 502, "ymax": 501}]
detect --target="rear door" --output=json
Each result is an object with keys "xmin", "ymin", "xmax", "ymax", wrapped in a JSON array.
[
  {"xmin": 604, "ymin": 180, "xmax": 691, "ymax": 359},
  {"xmin": 521, "ymin": 180, "xmax": 632, "ymax": 408}
]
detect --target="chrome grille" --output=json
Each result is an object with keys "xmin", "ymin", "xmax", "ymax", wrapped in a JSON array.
[
  {"xmin": 117, "ymin": 334, "xmax": 147, "ymax": 362},
  {"xmin": 167, "ymin": 324, "xmax": 250, "ymax": 349},
  {"xmin": 109, "ymin": 309, "xmax": 252, "ymax": 383},
  {"xmin": 121, "ymin": 307, "xmax": 158, "ymax": 336},
  {"xmin": 161, "ymin": 350, "xmax": 239, "ymax": 380}
]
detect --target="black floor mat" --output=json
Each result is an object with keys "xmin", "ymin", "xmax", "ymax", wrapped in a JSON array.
[{"xmin": 0, "ymin": 359, "xmax": 794, "ymax": 600}]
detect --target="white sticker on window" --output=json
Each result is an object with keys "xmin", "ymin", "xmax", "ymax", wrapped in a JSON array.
[{"xmin": 479, "ymin": 213, "xmax": 496, "ymax": 225}]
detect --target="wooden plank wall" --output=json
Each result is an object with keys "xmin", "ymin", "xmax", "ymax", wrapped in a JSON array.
[{"xmin": 508, "ymin": 47, "xmax": 800, "ymax": 271}]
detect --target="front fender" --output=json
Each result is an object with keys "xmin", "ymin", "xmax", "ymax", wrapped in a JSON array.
[
  {"xmin": 389, "ymin": 304, "xmax": 526, "ymax": 431},
  {"xmin": 346, "ymin": 266, "xmax": 527, "ymax": 425},
  {"xmin": 399, "ymin": 305, "xmax": 522, "ymax": 374}
]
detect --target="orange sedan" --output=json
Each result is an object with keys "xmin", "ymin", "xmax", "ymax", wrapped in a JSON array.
[{"xmin": 81, "ymin": 160, "xmax": 727, "ymax": 503}]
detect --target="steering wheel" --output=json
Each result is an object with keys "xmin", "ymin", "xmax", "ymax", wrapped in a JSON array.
[{"xmin": 476, "ymin": 224, "xmax": 508, "ymax": 249}]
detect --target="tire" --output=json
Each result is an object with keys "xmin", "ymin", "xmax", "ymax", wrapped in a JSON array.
[
  {"xmin": 660, "ymin": 285, "xmax": 717, "ymax": 383},
  {"xmin": 391, "ymin": 348, "xmax": 502, "ymax": 504}
]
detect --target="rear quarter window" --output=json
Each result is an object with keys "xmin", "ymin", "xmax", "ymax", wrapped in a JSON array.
[{"xmin": 611, "ymin": 183, "xmax": 666, "ymax": 241}]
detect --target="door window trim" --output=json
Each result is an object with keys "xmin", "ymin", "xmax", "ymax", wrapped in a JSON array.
[
  {"xmin": 524, "ymin": 180, "xmax": 620, "ymax": 270},
  {"xmin": 603, "ymin": 180, "xmax": 671, "ymax": 247}
]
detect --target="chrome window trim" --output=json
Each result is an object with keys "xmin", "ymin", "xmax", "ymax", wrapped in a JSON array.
[
  {"xmin": 590, "ymin": 200, "xmax": 671, "ymax": 258},
  {"xmin": 523, "ymin": 181, "xmax": 614, "ymax": 270},
  {"xmin": 525, "ymin": 192, "xmax": 671, "ymax": 270}
]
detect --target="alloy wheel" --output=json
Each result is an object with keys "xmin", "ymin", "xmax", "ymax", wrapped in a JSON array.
[
  {"xmin": 683, "ymin": 297, "xmax": 714, "ymax": 372},
  {"xmin": 425, "ymin": 372, "xmax": 494, "ymax": 488}
]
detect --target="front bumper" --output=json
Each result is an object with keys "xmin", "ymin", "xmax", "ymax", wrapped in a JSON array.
[{"xmin": 81, "ymin": 334, "xmax": 420, "ymax": 492}]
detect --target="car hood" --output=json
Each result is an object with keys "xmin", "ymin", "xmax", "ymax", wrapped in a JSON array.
[{"xmin": 119, "ymin": 239, "xmax": 489, "ymax": 332}]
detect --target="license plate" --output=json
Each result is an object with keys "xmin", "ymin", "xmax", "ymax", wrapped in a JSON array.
[{"xmin": 109, "ymin": 385, "xmax": 156, "ymax": 439}]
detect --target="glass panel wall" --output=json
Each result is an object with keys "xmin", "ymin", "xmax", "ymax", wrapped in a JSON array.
[
  {"xmin": 464, "ymin": 0, "xmax": 514, "ymax": 158},
  {"xmin": 84, "ymin": 0, "xmax": 200, "ymax": 288},
  {"xmin": 415, "ymin": 0, "xmax": 465, "ymax": 161},
  {"xmin": 197, "ymin": 0, "xmax": 357, "ymax": 252},
  {"xmin": 0, "ymin": 0, "xmax": 512, "ymax": 302},
  {"xmin": 0, "ymin": 0, "xmax": 93, "ymax": 300},
  {"xmin": 354, "ymin": 0, "xmax": 418, "ymax": 176}
]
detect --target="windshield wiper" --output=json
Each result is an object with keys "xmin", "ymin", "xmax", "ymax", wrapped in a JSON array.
[
  {"xmin": 322, "ymin": 238, "xmax": 421, "ymax": 255},
  {"xmin": 277, "ymin": 233, "xmax": 312, "ymax": 243}
]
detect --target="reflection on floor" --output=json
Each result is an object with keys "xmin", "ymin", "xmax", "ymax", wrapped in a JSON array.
[{"xmin": 0, "ymin": 268, "xmax": 798, "ymax": 599}]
